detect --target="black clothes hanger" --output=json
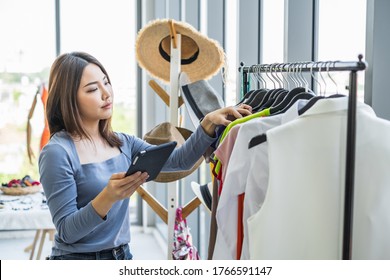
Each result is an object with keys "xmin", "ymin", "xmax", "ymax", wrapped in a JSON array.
[
  {"xmin": 267, "ymin": 87, "xmax": 306, "ymax": 115},
  {"xmin": 275, "ymin": 92, "xmax": 315, "ymax": 115},
  {"xmin": 297, "ymin": 95, "xmax": 325, "ymax": 115},
  {"xmin": 252, "ymin": 88, "xmax": 277, "ymax": 109},
  {"xmin": 245, "ymin": 89, "xmax": 269, "ymax": 107},
  {"xmin": 254, "ymin": 97, "xmax": 277, "ymax": 112},
  {"xmin": 298, "ymin": 93, "xmax": 346, "ymax": 115},
  {"xmin": 235, "ymin": 89, "xmax": 256, "ymax": 106},
  {"xmin": 236, "ymin": 88, "xmax": 268, "ymax": 107},
  {"xmin": 270, "ymin": 90, "xmax": 288, "ymax": 107},
  {"xmin": 255, "ymin": 88, "xmax": 287, "ymax": 110},
  {"xmin": 237, "ymin": 64, "xmax": 271, "ymax": 107},
  {"xmin": 248, "ymin": 133, "xmax": 267, "ymax": 149},
  {"xmin": 269, "ymin": 88, "xmax": 285, "ymax": 99},
  {"xmin": 327, "ymin": 93, "xmax": 346, "ymax": 98},
  {"xmin": 253, "ymin": 88, "xmax": 290, "ymax": 112},
  {"xmin": 254, "ymin": 89, "xmax": 288, "ymax": 112},
  {"xmin": 250, "ymin": 64, "xmax": 285, "ymax": 109}
]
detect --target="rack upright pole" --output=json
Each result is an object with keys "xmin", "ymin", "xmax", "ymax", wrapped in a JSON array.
[
  {"xmin": 167, "ymin": 33, "xmax": 181, "ymax": 260},
  {"xmin": 342, "ymin": 70, "xmax": 358, "ymax": 260}
]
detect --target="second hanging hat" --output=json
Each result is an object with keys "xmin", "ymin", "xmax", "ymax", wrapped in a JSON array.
[
  {"xmin": 180, "ymin": 72, "xmax": 225, "ymax": 128},
  {"xmin": 191, "ymin": 181, "xmax": 213, "ymax": 213}
]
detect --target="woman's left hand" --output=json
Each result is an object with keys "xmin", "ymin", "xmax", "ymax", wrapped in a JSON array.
[{"xmin": 200, "ymin": 104, "xmax": 252, "ymax": 137}]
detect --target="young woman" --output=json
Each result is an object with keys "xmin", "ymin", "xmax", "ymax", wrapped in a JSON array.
[{"xmin": 39, "ymin": 51, "xmax": 251, "ymax": 260}]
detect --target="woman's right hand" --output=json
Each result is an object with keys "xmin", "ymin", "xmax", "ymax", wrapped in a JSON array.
[{"xmin": 92, "ymin": 171, "xmax": 149, "ymax": 219}]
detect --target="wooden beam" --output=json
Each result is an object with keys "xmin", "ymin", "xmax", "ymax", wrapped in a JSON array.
[
  {"xmin": 136, "ymin": 186, "xmax": 168, "ymax": 224},
  {"xmin": 182, "ymin": 196, "xmax": 201, "ymax": 219},
  {"xmin": 148, "ymin": 80, "xmax": 184, "ymax": 107}
]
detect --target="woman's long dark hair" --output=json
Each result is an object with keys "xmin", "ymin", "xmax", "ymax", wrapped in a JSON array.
[{"xmin": 46, "ymin": 52, "xmax": 122, "ymax": 147}]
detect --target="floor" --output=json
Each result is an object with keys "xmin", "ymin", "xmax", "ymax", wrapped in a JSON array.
[{"xmin": 0, "ymin": 226, "xmax": 166, "ymax": 260}]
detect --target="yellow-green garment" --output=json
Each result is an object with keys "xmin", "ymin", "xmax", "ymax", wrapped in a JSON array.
[{"xmin": 213, "ymin": 108, "xmax": 271, "ymax": 175}]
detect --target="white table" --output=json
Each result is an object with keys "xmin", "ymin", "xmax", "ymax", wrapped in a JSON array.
[{"xmin": 0, "ymin": 189, "xmax": 55, "ymax": 259}]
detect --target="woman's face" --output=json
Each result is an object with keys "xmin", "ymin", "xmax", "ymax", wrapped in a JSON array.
[{"xmin": 77, "ymin": 63, "xmax": 113, "ymax": 125}]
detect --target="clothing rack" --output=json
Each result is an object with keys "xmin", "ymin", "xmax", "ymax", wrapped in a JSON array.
[{"xmin": 239, "ymin": 56, "xmax": 367, "ymax": 260}]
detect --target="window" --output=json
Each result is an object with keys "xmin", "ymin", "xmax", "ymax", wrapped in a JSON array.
[
  {"xmin": 260, "ymin": 0, "xmax": 285, "ymax": 89},
  {"xmin": 0, "ymin": 0, "xmax": 55, "ymax": 182},
  {"xmin": 317, "ymin": 0, "xmax": 366, "ymax": 99},
  {"xmin": 223, "ymin": 0, "xmax": 238, "ymax": 106},
  {"xmin": 60, "ymin": 0, "xmax": 137, "ymax": 134},
  {"xmin": 262, "ymin": 0, "xmax": 284, "ymax": 64}
]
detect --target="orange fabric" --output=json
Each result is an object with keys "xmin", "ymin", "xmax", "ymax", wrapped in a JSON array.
[
  {"xmin": 236, "ymin": 193, "xmax": 245, "ymax": 260},
  {"xmin": 39, "ymin": 84, "xmax": 50, "ymax": 150},
  {"xmin": 27, "ymin": 84, "xmax": 51, "ymax": 164}
]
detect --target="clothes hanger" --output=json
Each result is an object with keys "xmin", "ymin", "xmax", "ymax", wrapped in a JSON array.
[
  {"xmin": 246, "ymin": 89, "xmax": 269, "ymax": 107},
  {"xmin": 267, "ymin": 63, "xmax": 307, "ymax": 115},
  {"xmin": 235, "ymin": 89, "xmax": 256, "ymax": 106},
  {"xmin": 268, "ymin": 63, "xmax": 286, "ymax": 99},
  {"xmin": 248, "ymin": 62, "xmax": 314, "ymax": 148},
  {"xmin": 248, "ymin": 65, "xmax": 273, "ymax": 106},
  {"xmin": 298, "ymin": 61, "xmax": 344, "ymax": 115},
  {"xmin": 275, "ymin": 63, "xmax": 292, "ymax": 96},
  {"xmin": 248, "ymin": 133, "xmax": 267, "ymax": 149},
  {"xmin": 275, "ymin": 91, "xmax": 315, "ymax": 115},
  {"xmin": 293, "ymin": 62, "xmax": 322, "ymax": 115},
  {"xmin": 251, "ymin": 64, "xmax": 281, "ymax": 109},
  {"xmin": 295, "ymin": 61, "xmax": 312, "ymax": 93},
  {"xmin": 287, "ymin": 62, "xmax": 299, "ymax": 89},
  {"xmin": 247, "ymin": 64, "xmax": 326, "ymax": 147},
  {"xmin": 297, "ymin": 95, "xmax": 324, "ymax": 115},
  {"xmin": 268, "ymin": 65, "xmax": 291, "ymax": 107},
  {"xmin": 236, "ymin": 65, "xmax": 268, "ymax": 106},
  {"xmin": 254, "ymin": 96, "xmax": 277, "ymax": 112},
  {"xmin": 255, "ymin": 91, "xmax": 289, "ymax": 112},
  {"xmin": 248, "ymin": 64, "xmax": 278, "ymax": 111},
  {"xmin": 269, "ymin": 90, "xmax": 288, "ymax": 107},
  {"xmin": 270, "ymin": 62, "xmax": 318, "ymax": 115},
  {"xmin": 247, "ymin": 67, "xmax": 271, "ymax": 106},
  {"xmin": 248, "ymin": 64, "xmax": 313, "ymax": 149},
  {"xmin": 324, "ymin": 60, "xmax": 346, "ymax": 98},
  {"xmin": 249, "ymin": 65, "xmax": 288, "ymax": 111}
]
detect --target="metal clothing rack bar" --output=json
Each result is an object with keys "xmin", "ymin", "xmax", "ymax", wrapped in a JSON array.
[{"xmin": 239, "ymin": 56, "xmax": 367, "ymax": 260}]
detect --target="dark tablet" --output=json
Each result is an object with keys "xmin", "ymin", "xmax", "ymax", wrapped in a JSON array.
[{"xmin": 125, "ymin": 141, "xmax": 177, "ymax": 181}]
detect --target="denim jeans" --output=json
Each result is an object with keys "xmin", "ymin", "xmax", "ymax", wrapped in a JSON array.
[{"xmin": 49, "ymin": 244, "xmax": 133, "ymax": 260}]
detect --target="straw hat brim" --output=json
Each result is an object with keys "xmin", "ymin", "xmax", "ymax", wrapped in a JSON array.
[
  {"xmin": 143, "ymin": 122, "xmax": 203, "ymax": 183},
  {"xmin": 135, "ymin": 18, "xmax": 225, "ymax": 84}
]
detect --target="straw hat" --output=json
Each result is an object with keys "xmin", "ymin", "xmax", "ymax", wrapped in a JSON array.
[
  {"xmin": 143, "ymin": 122, "xmax": 203, "ymax": 182},
  {"xmin": 135, "ymin": 18, "xmax": 225, "ymax": 84}
]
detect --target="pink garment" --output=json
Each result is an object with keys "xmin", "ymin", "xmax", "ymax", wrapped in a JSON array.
[
  {"xmin": 214, "ymin": 125, "xmax": 241, "ymax": 183},
  {"xmin": 214, "ymin": 125, "xmax": 244, "ymax": 259}
]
